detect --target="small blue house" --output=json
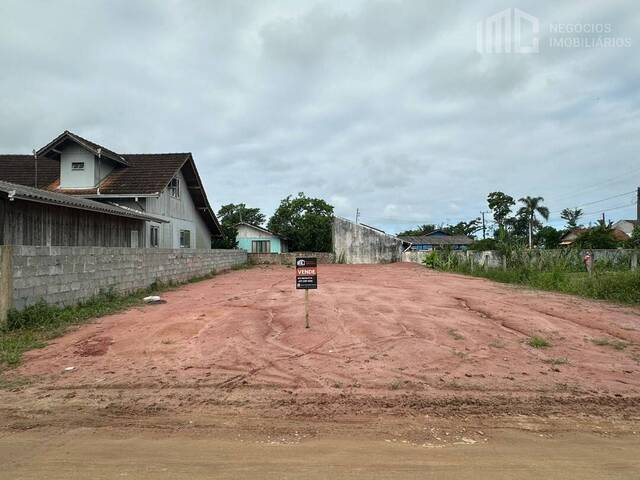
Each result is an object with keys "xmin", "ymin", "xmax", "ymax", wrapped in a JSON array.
[{"xmin": 236, "ymin": 222, "xmax": 288, "ymax": 253}]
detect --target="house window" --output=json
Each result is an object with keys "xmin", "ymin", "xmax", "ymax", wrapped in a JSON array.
[
  {"xmin": 251, "ymin": 240, "xmax": 271, "ymax": 253},
  {"xmin": 150, "ymin": 226, "xmax": 159, "ymax": 247},
  {"xmin": 71, "ymin": 162, "xmax": 85, "ymax": 171},
  {"xmin": 168, "ymin": 177, "xmax": 180, "ymax": 198},
  {"xmin": 180, "ymin": 229, "xmax": 191, "ymax": 248}
]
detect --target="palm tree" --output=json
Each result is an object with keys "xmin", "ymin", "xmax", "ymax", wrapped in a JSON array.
[{"xmin": 517, "ymin": 196, "xmax": 550, "ymax": 248}]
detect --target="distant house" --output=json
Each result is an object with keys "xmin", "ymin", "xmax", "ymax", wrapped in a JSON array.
[
  {"xmin": 0, "ymin": 180, "xmax": 166, "ymax": 247},
  {"xmin": 236, "ymin": 222, "xmax": 288, "ymax": 253},
  {"xmin": 0, "ymin": 130, "xmax": 222, "ymax": 249},
  {"xmin": 612, "ymin": 220, "xmax": 639, "ymax": 238},
  {"xmin": 560, "ymin": 227, "xmax": 629, "ymax": 246},
  {"xmin": 559, "ymin": 228, "xmax": 587, "ymax": 247},
  {"xmin": 399, "ymin": 230, "xmax": 473, "ymax": 251}
]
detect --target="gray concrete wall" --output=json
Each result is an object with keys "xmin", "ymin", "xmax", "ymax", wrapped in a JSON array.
[
  {"xmin": 248, "ymin": 252, "xmax": 335, "ymax": 265},
  {"xmin": 332, "ymin": 217, "xmax": 406, "ymax": 264},
  {"xmin": 7, "ymin": 246, "xmax": 247, "ymax": 311}
]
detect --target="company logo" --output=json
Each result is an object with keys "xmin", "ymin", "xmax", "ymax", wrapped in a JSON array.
[
  {"xmin": 296, "ymin": 259, "xmax": 306, "ymax": 267},
  {"xmin": 476, "ymin": 8, "xmax": 539, "ymax": 54}
]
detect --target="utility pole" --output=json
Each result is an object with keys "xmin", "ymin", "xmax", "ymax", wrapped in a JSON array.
[
  {"xmin": 355, "ymin": 208, "xmax": 360, "ymax": 224},
  {"xmin": 637, "ymin": 187, "xmax": 639, "ymax": 222},
  {"xmin": 602, "ymin": 212, "xmax": 606, "ymax": 225},
  {"xmin": 480, "ymin": 211, "xmax": 488, "ymax": 239}
]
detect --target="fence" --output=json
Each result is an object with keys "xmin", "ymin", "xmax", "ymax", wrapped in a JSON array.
[
  {"xmin": 403, "ymin": 249, "xmax": 639, "ymax": 270},
  {"xmin": 0, "ymin": 246, "xmax": 247, "ymax": 323},
  {"xmin": 248, "ymin": 252, "xmax": 335, "ymax": 265},
  {"xmin": 332, "ymin": 217, "xmax": 406, "ymax": 264}
]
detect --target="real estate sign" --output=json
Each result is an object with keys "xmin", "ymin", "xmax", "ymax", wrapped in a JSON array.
[{"xmin": 296, "ymin": 257, "xmax": 318, "ymax": 289}]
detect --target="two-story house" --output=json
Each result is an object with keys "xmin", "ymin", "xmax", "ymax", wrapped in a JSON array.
[{"xmin": 0, "ymin": 130, "xmax": 221, "ymax": 248}]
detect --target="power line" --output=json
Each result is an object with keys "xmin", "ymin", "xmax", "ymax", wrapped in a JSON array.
[
  {"xmin": 548, "ymin": 190, "xmax": 636, "ymax": 215},
  {"xmin": 550, "ymin": 165, "xmax": 640, "ymax": 204}
]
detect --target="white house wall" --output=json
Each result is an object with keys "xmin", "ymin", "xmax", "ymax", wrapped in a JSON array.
[
  {"xmin": 144, "ymin": 170, "xmax": 212, "ymax": 248},
  {"xmin": 60, "ymin": 144, "xmax": 95, "ymax": 189}
]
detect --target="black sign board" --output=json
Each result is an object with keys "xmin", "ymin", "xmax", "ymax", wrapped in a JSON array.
[{"xmin": 296, "ymin": 257, "xmax": 318, "ymax": 289}]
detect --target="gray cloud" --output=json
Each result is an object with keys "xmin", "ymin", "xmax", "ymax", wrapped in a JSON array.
[{"xmin": 1, "ymin": 0, "xmax": 639, "ymax": 233}]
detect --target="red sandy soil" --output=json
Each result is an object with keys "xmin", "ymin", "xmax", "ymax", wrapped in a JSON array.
[{"xmin": 3, "ymin": 263, "xmax": 640, "ymax": 421}]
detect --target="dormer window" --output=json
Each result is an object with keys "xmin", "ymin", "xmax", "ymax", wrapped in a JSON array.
[
  {"xmin": 71, "ymin": 162, "xmax": 85, "ymax": 171},
  {"xmin": 168, "ymin": 177, "xmax": 180, "ymax": 198}
]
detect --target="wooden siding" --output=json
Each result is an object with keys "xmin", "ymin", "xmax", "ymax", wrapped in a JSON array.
[{"xmin": 0, "ymin": 198, "xmax": 145, "ymax": 247}]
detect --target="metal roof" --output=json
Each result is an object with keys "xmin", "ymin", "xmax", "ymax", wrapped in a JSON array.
[
  {"xmin": 398, "ymin": 234, "xmax": 474, "ymax": 245},
  {"xmin": 0, "ymin": 180, "xmax": 168, "ymax": 223}
]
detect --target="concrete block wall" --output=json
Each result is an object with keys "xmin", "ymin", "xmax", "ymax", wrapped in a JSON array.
[
  {"xmin": 248, "ymin": 252, "xmax": 335, "ymax": 265},
  {"xmin": 332, "ymin": 217, "xmax": 406, "ymax": 264},
  {"xmin": 8, "ymin": 246, "xmax": 247, "ymax": 311}
]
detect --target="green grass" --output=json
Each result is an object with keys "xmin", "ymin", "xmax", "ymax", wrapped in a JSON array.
[
  {"xmin": 0, "ymin": 268, "xmax": 228, "ymax": 372},
  {"xmin": 434, "ymin": 259, "xmax": 640, "ymax": 306},
  {"xmin": 527, "ymin": 336, "xmax": 551, "ymax": 349},
  {"xmin": 591, "ymin": 338, "xmax": 628, "ymax": 350}
]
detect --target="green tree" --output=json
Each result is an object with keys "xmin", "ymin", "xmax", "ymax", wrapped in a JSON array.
[
  {"xmin": 536, "ymin": 226, "xmax": 562, "ymax": 249},
  {"xmin": 212, "ymin": 203, "xmax": 266, "ymax": 249},
  {"xmin": 517, "ymin": 196, "xmax": 550, "ymax": 249},
  {"xmin": 487, "ymin": 192, "xmax": 515, "ymax": 233},
  {"xmin": 397, "ymin": 224, "xmax": 438, "ymax": 236},
  {"xmin": 560, "ymin": 208, "xmax": 584, "ymax": 229},
  {"xmin": 574, "ymin": 224, "xmax": 621, "ymax": 250},
  {"xmin": 625, "ymin": 225, "xmax": 640, "ymax": 249},
  {"xmin": 267, "ymin": 192, "xmax": 334, "ymax": 252},
  {"xmin": 445, "ymin": 218, "xmax": 481, "ymax": 237}
]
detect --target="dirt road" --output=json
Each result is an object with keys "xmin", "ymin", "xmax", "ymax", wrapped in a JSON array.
[{"xmin": 2, "ymin": 423, "xmax": 639, "ymax": 480}]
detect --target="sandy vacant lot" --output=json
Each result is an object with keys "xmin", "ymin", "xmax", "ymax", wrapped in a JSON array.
[
  {"xmin": 3, "ymin": 263, "xmax": 640, "ymax": 478},
  {"xmin": 5, "ymin": 263, "xmax": 640, "ymax": 413}
]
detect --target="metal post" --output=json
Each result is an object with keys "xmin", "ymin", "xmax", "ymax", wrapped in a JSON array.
[{"xmin": 304, "ymin": 289, "xmax": 310, "ymax": 329}]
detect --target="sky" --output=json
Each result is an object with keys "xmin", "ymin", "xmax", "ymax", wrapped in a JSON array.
[{"xmin": 1, "ymin": 0, "xmax": 639, "ymax": 235}]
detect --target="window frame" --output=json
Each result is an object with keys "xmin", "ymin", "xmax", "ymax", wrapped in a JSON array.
[
  {"xmin": 71, "ymin": 162, "xmax": 85, "ymax": 171},
  {"xmin": 251, "ymin": 240, "xmax": 271, "ymax": 253},
  {"xmin": 180, "ymin": 229, "xmax": 191, "ymax": 248},
  {"xmin": 168, "ymin": 177, "xmax": 180, "ymax": 198},
  {"xmin": 150, "ymin": 226, "xmax": 159, "ymax": 248}
]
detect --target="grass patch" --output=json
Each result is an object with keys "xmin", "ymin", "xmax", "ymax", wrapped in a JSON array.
[
  {"xmin": 0, "ymin": 268, "xmax": 227, "ymax": 372},
  {"xmin": 543, "ymin": 357, "xmax": 569, "ymax": 365},
  {"xmin": 389, "ymin": 378, "xmax": 403, "ymax": 390},
  {"xmin": 527, "ymin": 336, "xmax": 551, "ymax": 349},
  {"xmin": 447, "ymin": 328, "xmax": 464, "ymax": 340},
  {"xmin": 591, "ymin": 338, "xmax": 628, "ymax": 350},
  {"xmin": 489, "ymin": 339, "xmax": 506, "ymax": 348}
]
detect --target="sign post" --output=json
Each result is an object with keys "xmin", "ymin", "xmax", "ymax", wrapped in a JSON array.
[{"xmin": 296, "ymin": 257, "xmax": 317, "ymax": 328}]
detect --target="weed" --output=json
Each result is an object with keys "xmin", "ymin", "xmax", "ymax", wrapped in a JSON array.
[
  {"xmin": 389, "ymin": 378, "xmax": 403, "ymax": 390},
  {"xmin": 489, "ymin": 339, "xmax": 506, "ymax": 348},
  {"xmin": 447, "ymin": 329, "xmax": 464, "ymax": 340},
  {"xmin": 543, "ymin": 357, "xmax": 569, "ymax": 365},
  {"xmin": 591, "ymin": 338, "xmax": 628, "ymax": 350},
  {"xmin": 527, "ymin": 336, "xmax": 551, "ymax": 349}
]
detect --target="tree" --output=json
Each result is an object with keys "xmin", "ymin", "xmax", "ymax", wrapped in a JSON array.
[
  {"xmin": 625, "ymin": 225, "xmax": 640, "ymax": 249},
  {"xmin": 536, "ymin": 226, "xmax": 562, "ymax": 249},
  {"xmin": 212, "ymin": 203, "xmax": 266, "ymax": 249},
  {"xmin": 267, "ymin": 192, "xmax": 334, "ymax": 252},
  {"xmin": 516, "ymin": 196, "xmax": 550, "ymax": 248},
  {"xmin": 574, "ymin": 224, "xmax": 622, "ymax": 250},
  {"xmin": 487, "ymin": 192, "xmax": 515, "ymax": 232},
  {"xmin": 445, "ymin": 218, "xmax": 482, "ymax": 237},
  {"xmin": 560, "ymin": 208, "xmax": 584, "ymax": 230},
  {"xmin": 397, "ymin": 224, "xmax": 438, "ymax": 236}
]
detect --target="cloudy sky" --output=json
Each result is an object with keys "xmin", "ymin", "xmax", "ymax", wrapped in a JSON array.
[{"xmin": 1, "ymin": 0, "xmax": 638, "ymax": 234}]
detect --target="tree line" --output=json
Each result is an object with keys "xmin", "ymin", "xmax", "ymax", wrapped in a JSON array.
[
  {"xmin": 213, "ymin": 192, "xmax": 334, "ymax": 252},
  {"xmin": 400, "ymin": 191, "xmax": 640, "ymax": 250}
]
